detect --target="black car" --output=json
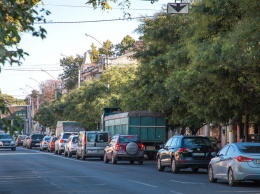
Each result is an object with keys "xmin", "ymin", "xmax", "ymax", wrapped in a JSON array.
[
  {"xmin": 156, "ymin": 135, "xmax": 216, "ymax": 173},
  {"xmin": 27, "ymin": 134, "xmax": 44, "ymax": 149}
]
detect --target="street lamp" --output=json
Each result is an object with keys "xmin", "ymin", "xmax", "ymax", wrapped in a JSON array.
[
  {"xmin": 85, "ymin": 33, "xmax": 109, "ymax": 70},
  {"xmin": 40, "ymin": 69, "xmax": 60, "ymax": 100},
  {"xmin": 30, "ymin": 77, "xmax": 44, "ymax": 103}
]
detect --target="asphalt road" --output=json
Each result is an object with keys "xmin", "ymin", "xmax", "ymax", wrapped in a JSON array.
[{"xmin": 0, "ymin": 147, "xmax": 259, "ymax": 194}]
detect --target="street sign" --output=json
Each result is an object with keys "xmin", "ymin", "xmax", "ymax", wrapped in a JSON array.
[{"xmin": 167, "ymin": 3, "xmax": 189, "ymax": 14}]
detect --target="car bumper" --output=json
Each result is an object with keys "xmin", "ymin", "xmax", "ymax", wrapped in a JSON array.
[
  {"xmin": 115, "ymin": 151, "xmax": 144, "ymax": 160},
  {"xmin": 176, "ymin": 158, "xmax": 210, "ymax": 169},
  {"xmin": 234, "ymin": 164, "xmax": 260, "ymax": 181}
]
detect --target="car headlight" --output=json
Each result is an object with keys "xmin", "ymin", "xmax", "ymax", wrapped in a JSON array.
[{"xmin": 11, "ymin": 141, "xmax": 15, "ymax": 145}]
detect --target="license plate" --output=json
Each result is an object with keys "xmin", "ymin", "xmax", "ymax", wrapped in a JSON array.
[
  {"xmin": 35, "ymin": 143, "xmax": 39, "ymax": 146},
  {"xmin": 256, "ymin": 160, "xmax": 260, "ymax": 164},
  {"xmin": 193, "ymin": 153, "xmax": 205, "ymax": 156},
  {"xmin": 118, "ymin": 151, "xmax": 127, "ymax": 154},
  {"xmin": 87, "ymin": 150, "xmax": 97, "ymax": 153},
  {"xmin": 4, "ymin": 143, "xmax": 9, "ymax": 146}
]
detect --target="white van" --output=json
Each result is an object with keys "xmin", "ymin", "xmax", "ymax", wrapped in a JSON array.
[{"xmin": 76, "ymin": 131, "xmax": 110, "ymax": 160}]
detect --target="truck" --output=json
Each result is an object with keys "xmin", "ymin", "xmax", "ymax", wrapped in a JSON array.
[
  {"xmin": 55, "ymin": 121, "xmax": 85, "ymax": 137},
  {"xmin": 101, "ymin": 108, "xmax": 166, "ymax": 159}
]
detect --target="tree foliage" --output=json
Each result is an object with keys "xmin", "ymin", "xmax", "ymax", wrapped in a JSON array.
[
  {"xmin": 59, "ymin": 55, "xmax": 83, "ymax": 91},
  {"xmin": 34, "ymin": 0, "xmax": 259, "ymax": 137},
  {"xmin": 0, "ymin": 0, "xmax": 50, "ymax": 66}
]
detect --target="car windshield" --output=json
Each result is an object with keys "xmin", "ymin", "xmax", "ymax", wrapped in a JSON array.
[
  {"xmin": 119, "ymin": 136, "xmax": 140, "ymax": 143},
  {"xmin": 0, "ymin": 134, "xmax": 12, "ymax": 139},
  {"xmin": 183, "ymin": 137, "xmax": 212, "ymax": 147},
  {"xmin": 237, "ymin": 144, "xmax": 260, "ymax": 153}
]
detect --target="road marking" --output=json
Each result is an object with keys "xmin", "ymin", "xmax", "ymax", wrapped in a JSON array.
[
  {"xmin": 170, "ymin": 191, "xmax": 183, "ymax": 194},
  {"xmin": 129, "ymin": 180, "xmax": 157, "ymax": 187},
  {"xmin": 216, "ymin": 191, "xmax": 260, "ymax": 193},
  {"xmin": 170, "ymin": 180, "xmax": 204, "ymax": 185}
]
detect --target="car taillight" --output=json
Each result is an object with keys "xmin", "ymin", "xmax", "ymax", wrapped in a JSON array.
[
  {"xmin": 60, "ymin": 139, "xmax": 64, "ymax": 143},
  {"xmin": 84, "ymin": 136, "xmax": 86, "ymax": 146},
  {"xmin": 235, "ymin": 156, "xmax": 254, "ymax": 162},
  {"xmin": 139, "ymin": 144, "xmax": 145, "ymax": 150},
  {"xmin": 44, "ymin": 142, "xmax": 47, "ymax": 145},
  {"xmin": 115, "ymin": 143, "xmax": 120, "ymax": 150},
  {"xmin": 178, "ymin": 148, "xmax": 189, "ymax": 152}
]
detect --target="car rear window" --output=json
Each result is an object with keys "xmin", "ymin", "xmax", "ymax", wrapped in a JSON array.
[
  {"xmin": 32, "ymin": 134, "xmax": 44, "ymax": 139},
  {"xmin": 237, "ymin": 144, "xmax": 260, "ymax": 153},
  {"xmin": 96, "ymin": 133, "xmax": 108, "ymax": 143},
  {"xmin": 44, "ymin": 137, "xmax": 51, "ymax": 141},
  {"xmin": 19, "ymin": 136, "xmax": 27, "ymax": 140},
  {"xmin": 119, "ymin": 136, "xmax": 140, "ymax": 143},
  {"xmin": 183, "ymin": 137, "xmax": 211, "ymax": 147},
  {"xmin": 72, "ymin": 136, "xmax": 78, "ymax": 143}
]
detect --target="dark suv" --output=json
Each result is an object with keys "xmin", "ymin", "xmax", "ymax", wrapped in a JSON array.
[
  {"xmin": 27, "ymin": 134, "xmax": 44, "ymax": 149},
  {"xmin": 104, "ymin": 135, "xmax": 145, "ymax": 165},
  {"xmin": 156, "ymin": 135, "xmax": 216, "ymax": 173}
]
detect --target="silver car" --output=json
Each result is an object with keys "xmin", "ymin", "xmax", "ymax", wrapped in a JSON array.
[
  {"xmin": 64, "ymin": 135, "xmax": 78, "ymax": 157},
  {"xmin": 208, "ymin": 142, "xmax": 260, "ymax": 186},
  {"xmin": 39, "ymin": 136, "xmax": 51, "ymax": 151}
]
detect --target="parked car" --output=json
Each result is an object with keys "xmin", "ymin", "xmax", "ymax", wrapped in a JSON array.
[
  {"xmin": 208, "ymin": 142, "xmax": 260, "ymax": 186},
  {"xmin": 64, "ymin": 135, "xmax": 78, "ymax": 157},
  {"xmin": 156, "ymin": 135, "xmax": 216, "ymax": 173},
  {"xmin": 104, "ymin": 134, "xmax": 145, "ymax": 165},
  {"xmin": 23, "ymin": 136, "xmax": 30, "ymax": 148},
  {"xmin": 55, "ymin": 132, "xmax": 78, "ymax": 155},
  {"xmin": 76, "ymin": 131, "xmax": 110, "ymax": 160},
  {"xmin": 39, "ymin": 136, "xmax": 52, "ymax": 151},
  {"xmin": 47, "ymin": 136, "xmax": 58, "ymax": 152},
  {"xmin": 27, "ymin": 134, "xmax": 44, "ymax": 149},
  {"xmin": 208, "ymin": 136, "xmax": 221, "ymax": 152},
  {"xmin": 15, "ymin": 135, "xmax": 27, "ymax": 147},
  {"xmin": 0, "ymin": 134, "xmax": 16, "ymax": 151}
]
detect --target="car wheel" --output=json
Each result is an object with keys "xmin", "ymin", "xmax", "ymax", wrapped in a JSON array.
[
  {"xmin": 191, "ymin": 168, "xmax": 199, "ymax": 173},
  {"xmin": 228, "ymin": 168, "xmax": 237, "ymax": 186},
  {"xmin": 104, "ymin": 153, "xmax": 109, "ymax": 163},
  {"xmin": 171, "ymin": 158, "xmax": 179, "ymax": 173},
  {"xmin": 208, "ymin": 165, "xmax": 217, "ymax": 183},
  {"xmin": 157, "ymin": 157, "xmax": 165, "ymax": 171},
  {"xmin": 11, "ymin": 147, "xmax": 16, "ymax": 151},
  {"xmin": 58, "ymin": 150, "xmax": 62, "ymax": 155},
  {"xmin": 47, "ymin": 148, "xmax": 50, "ymax": 152},
  {"xmin": 111, "ymin": 153, "xmax": 117, "ymax": 164},
  {"xmin": 76, "ymin": 152, "xmax": 80, "ymax": 159},
  {"xmin": 130, "ymin": 160, "xmax": 135, "ymax": 164},
  {"xmin": 55, "ymin": 149, "xmax": 58, "ymax": 154},
  {"xmin": 68, "ymin": 151, "xmax": 72, "ymax": 157},
  {"xmin": 64, "ymin": 151, "xmax": 68, "ymax": 157},
  {"xmin": 81, "ymin": 152, "xmax": 86, "ymax": 160},
  {"xmin": 138, "ymin": 159, "xmax": 143, "ymax": 165}
]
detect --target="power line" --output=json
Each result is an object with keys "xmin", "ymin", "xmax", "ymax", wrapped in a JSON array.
[
  {"xmin": 43, "ymin": 3, "xmax": 158, "ymax": 11},
  {"xmin": 35, "ymin": 16, "xmax": 154, "ymax": 24},
  {"xmin": 1, "ymin": 69, "xmax": 63, "ymax": 72}
]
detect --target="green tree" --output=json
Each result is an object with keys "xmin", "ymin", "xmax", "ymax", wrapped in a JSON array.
[
  {"xmin": 115, "ymin": 35, "xmax": 136, "ymax": 56},
  {"xmin": 90, "ymin": 43, "xmax": 100, "ymax": 63},
  {"xmin": 59, "ymin": 55, "xmax": 83, "ymax": 91},
  {"xmin": 0, "ymin": 0, "xmax": 50, "ymax": 66},
  {"xmin": 34, "ymin": 103, "xmax": 57, "ymax": 129}
]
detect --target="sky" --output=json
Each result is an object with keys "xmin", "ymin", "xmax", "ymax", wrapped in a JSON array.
[{"xmin": 0, "ymin": 0, "xmax": 170, "ymax": 99}]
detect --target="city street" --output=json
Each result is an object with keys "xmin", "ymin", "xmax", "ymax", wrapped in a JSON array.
[{"xmin": 0, "ymin": 147, "xmax": 259, "ymax": 194}]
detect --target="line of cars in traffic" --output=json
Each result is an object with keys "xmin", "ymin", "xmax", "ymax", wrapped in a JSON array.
[{"xmin": 14, "ymin": 132, "xmax": 260, "ymax": 187}]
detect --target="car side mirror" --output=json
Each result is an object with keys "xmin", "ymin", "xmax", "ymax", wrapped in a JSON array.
[{"xmin": 159, "ymin": 144, "xmax": 165, "ymax": 149}]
